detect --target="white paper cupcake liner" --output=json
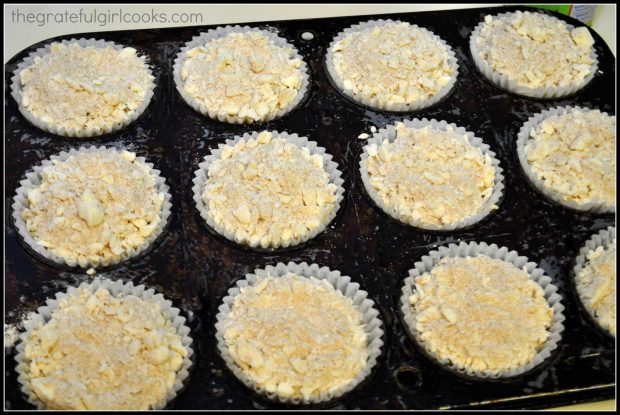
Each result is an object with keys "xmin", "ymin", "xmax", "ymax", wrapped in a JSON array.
[
  {"xmin": 573, "ymin": 226, "xmax": 616, "ymax": 337},
  {"xmin": 11, "ymin": 146, "xmax": 172, "ymax": 268},
  {"xmin": 192, "ymin": 131, "xmax": 345, "ymax": 249},
  {"xmin": 469, "ymin": 11, "xmax": 599, "ymax": 99},
  {"xmin": 400, "ymin": 241, "xmax": 565, "ymax": 379},
  {"xmin": 14, "ymin": 278, "xmax": 194, "ymax": 410},
  {"xmin": 10, "ymin": 38, "xmax": 156, "ymax": 138},
  {"xmin": 359, "ymin": 118, "xmax": 505, "ymax": 231},
  {"xmin": 516, "ymin": 106, "xmax": 615, "ymax": 213},
  {"xmin": 325, "ymin": 19, "xmax": 459, "ymax": 112},
  {"xmin": 173, "ymin": 26, "xmax": 310, "ymax": 124},
  {"xmin": 214, "ymin": 261, "xmax": 384, "ymax": 405}
]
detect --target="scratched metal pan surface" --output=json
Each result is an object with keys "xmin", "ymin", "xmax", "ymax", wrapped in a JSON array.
[{"xmin": 4, "ymin": 5, "xmax": 615, "ymax": 410}]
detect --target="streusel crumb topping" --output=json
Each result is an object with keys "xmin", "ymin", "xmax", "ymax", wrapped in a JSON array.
[
  {"xmin": 364, "ymin": 123, "xmax": 496, "ymax": 226},
  {"xmin": 222, "ymin": 273, "xmax": 367, "ymax": 401},
  {"xmin": 202, "ymin": 131, "xmax": 338, "ymax": 247},
  {"xmin": 475, "ymin": 12, "xmax": 595, "ymax": 89},
  {"xmin": 24, "ymin": 287, "xmax": 188, "ymax": 410},
  {"xmin": 19, "ymin": 42, "xmax": 153, "ymax": 133},
  {"xmin": 576, "ymin": 239, "xmax": 616, "ymax": 336},
  {"xmin": 181, "ymin": 31, "xmax": 304, "ymax": 122},
  {"xmin": 22, "ymin": 150, "xmax": 164, "ymax": 265},
  {"xmin": 331, "ymin": 22, "xmax": 455, "ymax": 108},
  {"xmin": 524, "ymin": 110, "xmax": 616, "ymax": 207},
  {"xmin": 409, "ymin": 256, "xmax": 553, "ymax": 374}
]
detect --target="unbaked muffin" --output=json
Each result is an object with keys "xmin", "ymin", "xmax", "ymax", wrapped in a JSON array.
[
  {"xmin": 215, "ymin": 262, "xmax": 384, "ymax": 404},
  {"xmin": 327, "ymin": 20, "xmax": 458, "ymax": 111},
  {"xmin": 470, "ymin": 11, "xmax": 597, "ymax": 98},
  {"xmin": 17, "ymin": 283, "xmax": 191, "ymax": 410},
  {"xmin": 575, "ymin": 228, "xmax": 616, "ymax": 337},
  {"xmin": 12, "ymin": 40, "xmax": 155, "ymax": 137},
  {"xmin": 15, "ymin": 147, "xmax": 170, "ymax": 268},
  {"xmin": 175, "ymin": 28, "xmax": 308, "ymax": 123},
  {"xmin": 360, "ymin": 120, "xmax": 502, "ymax": 230},
  {"xmin": 518, "ymin": 107, "xmax": 615, "ymax": 212},
  {"xmin": 403, "ymin": 252, "xmax": 555, "ymax": 377},
  {"xmin": 194, "ymin": 131, "xmax": 343, "ymax": 249}
]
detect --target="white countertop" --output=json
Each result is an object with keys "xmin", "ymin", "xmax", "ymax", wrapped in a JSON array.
[{"xmin": 3, "ymin": 4, "xmax": 616, "ymax": 62}]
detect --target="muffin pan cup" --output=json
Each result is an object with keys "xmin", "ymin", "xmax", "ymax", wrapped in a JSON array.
[
  {"xmin": 516, "ymin": 105, "xmax": 615, "ymax": 213},
  {"xmin": 214, "ymin": 261, "xmax": 384, "ymax": 405},
  {"xmin": 173, "ymin": 25, "xmax": 310, "ymax": 124},
  {"xmin": 325, "ymin": 19, "xmax": 459, "ymax": 112},
  {"xmin": 469, "ymin": 11, "xmax": 599, "ymax": 99},
  {"xmin": 400, "ymin": 241, "xmax": 566, "ymax": 380},
  {"xmin": 359, "ymin": 118, "xmax": 505, "ymax": 231},
  {"xmin": 192, "ymin": 130, "xmax": 345, "ymax": 250},
  {"xmin": 572, "ymin": 226, "xmax": 616, "ymax": 338},
  {"xmin": 12, "ymin": 146, "xmax": 173, "ymax": 269},
  {"xmin": 14, "ymin": 278, "xmax": 194, "ymax": 410},
  {"xmin": 10, "ymin": 38, "xmax": 156, "ymax": 138}
]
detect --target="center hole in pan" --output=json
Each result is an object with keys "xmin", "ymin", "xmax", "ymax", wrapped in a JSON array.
[{"xmin": 394, "ymin": 366, "xmax": 423, "ymax": 390}]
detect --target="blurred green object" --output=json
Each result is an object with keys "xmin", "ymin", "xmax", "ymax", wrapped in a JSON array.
[
  {"xmin": 534, "ymin": 4, "xmax": 573, "ymax": 15},
  {"xmin": 529, "ymin": 4, "xmax": 597, "ymax": 25}
]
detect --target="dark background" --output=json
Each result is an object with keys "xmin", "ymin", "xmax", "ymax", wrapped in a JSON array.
[{"xmin": 4, "ymin": 5, "xmax": 615, "ymax": 410}]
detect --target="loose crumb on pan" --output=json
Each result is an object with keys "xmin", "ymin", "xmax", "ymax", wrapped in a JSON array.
[{"xmin": 4, "ymin": 324, "xmax": 19, "ymax": 349}]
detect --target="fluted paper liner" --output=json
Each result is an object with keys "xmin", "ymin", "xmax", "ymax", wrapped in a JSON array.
[
  {"xmin": 12, "ymin": 146, "xmax": 172, "ymax": 268},
  {"xmin": 400, "ymin": 241, "xmax": 565, "ymax": 379},
  {"xmin": 214, "ymin": 261, "xmax": 384, "ymax": 405},
  {"xmin": 469, "ymin": 11, "xmax": 599, "ymax": 99},
  {"xmin": 10, "ymin": 38, "xmax": 156, "ymax": 138},
  {"xmin": 359, "ymin": 118, "xmax": 505, "ymax": 230},
  {"xmin": 14, "ymin": 278, "xmax": 194, "ymax": 410},
  {"xmin": 325, "ymin": 19, "xmax": 459, "ymax": 112},
  {"xmin": 173, "ymin": 26, "xmax": 310, "ymax": 124},
  {"xmin": 573, "ymin": 226, "xmax": 616, "ymax": 337},
  {"xmin": 516, "ymin": 106, "xmax": 615, "ymax": 213},
  {"xmin": 192, "ymin": 131, "xmax": 345, "ymax": 249}
]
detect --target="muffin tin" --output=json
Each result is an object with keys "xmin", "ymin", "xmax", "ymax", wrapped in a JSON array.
[{"xmin": 4, "ymin": 5, "xmax": 615, "ymax": 410}]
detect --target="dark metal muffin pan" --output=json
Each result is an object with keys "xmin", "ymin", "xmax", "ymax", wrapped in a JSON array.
[{"xmin": 4, "ymin": 5, "xmax": 615, "ymax": 410}]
